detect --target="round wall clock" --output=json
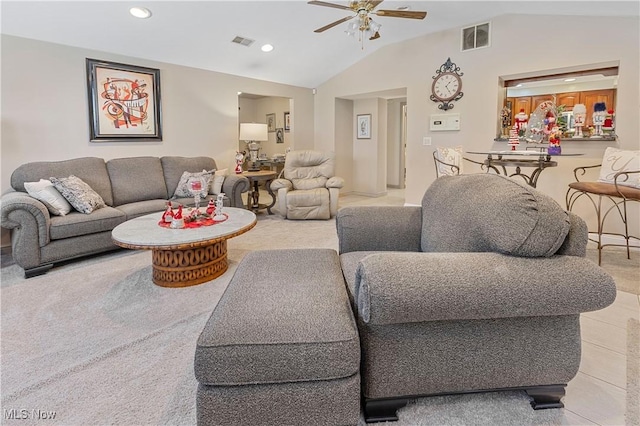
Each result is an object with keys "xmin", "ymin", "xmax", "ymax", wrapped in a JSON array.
[{"xmin": 430, "ymin": 58, "xmax": 464, "ymax": 111}]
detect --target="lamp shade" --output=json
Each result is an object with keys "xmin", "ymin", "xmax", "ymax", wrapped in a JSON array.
[{"xmin": 239, "ymin": 123, "xmax": 268, "ymax": 141}]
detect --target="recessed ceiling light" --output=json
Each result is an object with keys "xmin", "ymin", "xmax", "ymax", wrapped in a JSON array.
[
  {"xmin": 130, "ymin": 7, "xmax": 152, "ymax": 19},
  {"xmin": 564, "ymin": 78, "xmax": 576, "ymax": 82},
  {"xmin": 261, "ymin": 44, "xmax": 274, "ymax": 53}
]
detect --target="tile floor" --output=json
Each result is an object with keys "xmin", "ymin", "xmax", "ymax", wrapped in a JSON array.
[{"xmin": 334, "ymin": 187, "xmax": 639, "ymax": 426}]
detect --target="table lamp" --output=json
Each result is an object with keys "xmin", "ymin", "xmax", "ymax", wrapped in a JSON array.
[{"xmin": 239, "ymin": 123, "xmax": 268, "ymax": 171}]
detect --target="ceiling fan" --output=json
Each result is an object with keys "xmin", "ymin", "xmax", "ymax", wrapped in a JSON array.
[{"xmin": 309, "ymin": 0, "xmax": 427, "ymax": 42}]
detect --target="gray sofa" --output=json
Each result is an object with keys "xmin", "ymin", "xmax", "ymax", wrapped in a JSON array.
[
  {"xmin": 336, "ymin": 174, "xmax": 616, "ymax": 422},
  {"xmin": 1, "ymin": 156, "xmax": 249, "ymax": 278}
]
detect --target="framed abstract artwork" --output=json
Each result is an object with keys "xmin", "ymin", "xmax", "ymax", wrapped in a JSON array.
[
  {"xmin": 357, "ymin": 114, "xmax": 371, "ymax": 139},
  {"xmin": 86, "ymin": 58, "xmax": 162, "ymax": 142},
  {"xmin": 276, "ymin": 128, "xmax": 284, "ymax": 143}
]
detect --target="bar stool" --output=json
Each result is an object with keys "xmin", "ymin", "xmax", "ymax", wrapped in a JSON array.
[{"xmin": 566, "ymin": 166, "xmax": 640, "ymax": 265}]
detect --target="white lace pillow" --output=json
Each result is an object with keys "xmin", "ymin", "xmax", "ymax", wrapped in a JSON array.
[
  {"xmin": 50, "ymin": 175, "xmax": 106, "ymax": 214},
  {"xmin": 210, "ymin": 168, "xmax": 228, "ymax": 195},
  {"xmin": 436, "ymin": 146, "xmax": 464, "ymax": 176},
  {"xmin": 597, "ymin": 147, "xmax": 640, "ymax": 188},
  {"xmin": 173, "ymin": 169, "xmax": 215, "ymax": 198},
  {"xmin": 24, "ymin": 179, "xmax": 73, "ymax": 216}
]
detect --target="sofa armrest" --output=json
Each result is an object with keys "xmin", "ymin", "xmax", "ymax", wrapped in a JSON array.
[
  {"xmin": 555, "ymin": 212, "xmax": 588, "ymax": 257},
  {"xmin": 355, "ymin": 252, "xmax": 616, "ymax": 325},
  {"xmin": 326, "ymin": 176, "xmax": 344, "ymax": 189},
  {"xmin": 270, "ymin": 178, "xmax": 292, "ymax": 192},
  {"xmin": 336, "ymin": 206, "xmax": 422, "ymax": 254},
  {"xmin": 1, "ymin": 191, "xmax": 51, "ymax": 246},
  {"xmin": 221, "ymin": 174, "xmax": 249, "ymax": 208}
]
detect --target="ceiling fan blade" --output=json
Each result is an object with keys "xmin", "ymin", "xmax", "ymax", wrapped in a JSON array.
[
  {"xmin": 375, "ymin": 10, "xmax": 427, "ymax": 19},
  {"xmin": 368, "ymin": 0, "xmax": 384, "ymax": 8},
  {"xmin": 308, "ymin": 1, "xmax": 352, "ymax": 11},
  {"xmin": 314, "ymin": 15, "xmax": 355, "ymax": 33}
]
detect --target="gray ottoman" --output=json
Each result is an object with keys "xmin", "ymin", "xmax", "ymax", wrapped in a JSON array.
[{"xmin": 195, "ymin": 248, "xmax": 361, "ymax": 426}]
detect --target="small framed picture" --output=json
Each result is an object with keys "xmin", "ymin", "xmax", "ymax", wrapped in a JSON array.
[
  {"xmin": 86, "ymin": 58, "xmax": 162, "ymax": 142},
  {"xmin": 266, "ymin": 113, "xmax": 276, "ymax": 132},
  {"xmin": 284, "ymin": 112, "xmax": 290, "ymax": 131},
  {"xmin": 276, "ymin": 128, "xmax": 284, "ymax": 143},
  {"xmin": 357, "ymin": 114, "xmax": 371, "ymax": 139}
]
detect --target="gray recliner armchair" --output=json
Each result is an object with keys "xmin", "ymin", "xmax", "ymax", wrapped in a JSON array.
[
  {"xmin": 336, "ymin": 173, "xmax": 616, "ymax": 422},
  {"xmin": 271, "ymin": 150, "xmax": 344, "ymax": 219}
]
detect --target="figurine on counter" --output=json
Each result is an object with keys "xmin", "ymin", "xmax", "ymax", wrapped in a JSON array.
[
  {"xmin": 500, "ymin": 106, "xmax": 511, "ymax": 137},
  {"xmin": 603, "ymin": 109, "xmax": 615, "ymax": 131},
  {"xmin": 508, "ymin": 125, "xmax": 520, "ymax": 151},
  {"xmin": 572, "ymin": 104, "xmax": 587, "ymax": 138},
  {"xmin": 592, "ymin": 102, "xmax": 607, "ymax": 138},
  {"xmin": 514, "ymin": 108, "xmax": 529, "ymax": 136}
]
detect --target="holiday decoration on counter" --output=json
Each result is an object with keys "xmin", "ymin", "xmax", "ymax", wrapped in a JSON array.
[
  {"xmin": 603, "ymin": 109, "xmax": 615, "ymax": 131},
  {"xmin": 591, "ymin": 102, "xmax": 607, "ymax": 138},
  {"xmin": 573, "ymin": 103, "xmax": 587, "ymax": 138},
  {"xmin": 508, "ymin": 125, "xmax": 520, "ymax": 151},
  {"xmin": 500, "ymin": 106, "xmax": 512, "ymax": 137},
  {"xmin": 524, "ymin": 101, "xmax": 557, "ymax": 144},
  {"xmin": 548, "ymin": 125, "xmax": 562, "ymax": 155},
  {"xmin": 514, "ymin": 109, "xmax": 529, "ymax": 136}
]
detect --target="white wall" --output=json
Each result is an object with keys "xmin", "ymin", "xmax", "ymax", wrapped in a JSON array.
[
  {"xmin": 238, "ymin": 96, "xmax": 293, "ymax": 158},
  {"xmin": 352, "ymin": 98, "xmax": 387, "ymax": 196},
  {"xmin": 386, "ymin": 99, "xmax": 405, "ymax": 188},
  {"xmin": 0, "ymin": 35, "xmax": 314, "ymax": 246},
  {"xmin": 315, "ymin": 14, "xmax": 639, "ymax": 234}
]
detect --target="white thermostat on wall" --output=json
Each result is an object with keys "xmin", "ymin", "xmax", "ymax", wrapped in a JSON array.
[{"xmin": 430, "ymin": 113, "xmax": 460, "ymax": 131}]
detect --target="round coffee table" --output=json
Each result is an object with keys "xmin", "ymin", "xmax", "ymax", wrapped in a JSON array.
[{"xmin": 112, "ymin": 207, "xmax": 256, "ymax": 287}]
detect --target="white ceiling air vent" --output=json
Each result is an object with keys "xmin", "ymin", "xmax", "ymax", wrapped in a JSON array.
[
  {"xmin": 461, "ymin": 22, "xmax": 490, "ymax": 51},
  {"xmin": 232, "ymin": 36, "xmax": 255, "ymax": 47}
]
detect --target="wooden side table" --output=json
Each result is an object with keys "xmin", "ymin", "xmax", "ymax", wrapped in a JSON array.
[{"xmin": 242, "ymin": 170, "xmax": 277, "ymax": 214}]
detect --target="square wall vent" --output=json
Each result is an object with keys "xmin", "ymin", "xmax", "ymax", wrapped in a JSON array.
[
  {"xmin": 232, "ymin": 36, "xmax": 255, "ymax": 47},
  {"xmin": 461, "ymin": 22, "xmax": 490, "ymax": 51}
]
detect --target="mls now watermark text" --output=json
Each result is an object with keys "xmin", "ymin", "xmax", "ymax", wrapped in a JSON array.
[{"xmin": 3, "ymin": 409, "xmax": 57, "ymax": 420}]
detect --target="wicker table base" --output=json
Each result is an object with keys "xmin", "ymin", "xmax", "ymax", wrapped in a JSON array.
[{"xmin": 151, "ymin": 239, "xmax": 228, "ymax": 287}]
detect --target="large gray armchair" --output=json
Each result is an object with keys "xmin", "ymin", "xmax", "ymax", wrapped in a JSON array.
[
  {"xmin": 270, "ymin": 150, "xmax": 344, "ymax": 219},
  {"xmin": 336, "ymin": 174, "xmax": 616, "ymax": 422}
]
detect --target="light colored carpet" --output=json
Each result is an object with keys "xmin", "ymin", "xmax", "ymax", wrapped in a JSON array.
[
  {"xmin": 0, "ymin": 210, "xmax": 636, "ymax": 425},
  {"xmin": 585, "ymin": 247, "xmax": 640, "ymax": 295}
]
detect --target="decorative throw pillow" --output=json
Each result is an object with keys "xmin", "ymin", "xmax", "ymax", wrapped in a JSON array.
[
  {"xmin": 173, "ymin": 169, "xmax": 215, "ymax": 198},
  {"xmin": 50, "ymin": 175, "xmax": 106, "ymax": 214},
  {"xmin": 597, "ymin": 147, "xmax": 640, "ymax": 188},
  {"xmin": 210, "ymin": 168, "xmax": 228, "ymax": 195},
  {"xmin": 436, "ymin": 146, "xmax": 464, "ymax": 176},
  {"xmin": 24, "ymin": 179, "xmax": 73, "ymax": 216}
]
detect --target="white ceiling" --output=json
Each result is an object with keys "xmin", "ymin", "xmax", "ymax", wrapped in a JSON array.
[{"xmin": 2, "ymin": 1, "xmax": 638, "ymax": 88}]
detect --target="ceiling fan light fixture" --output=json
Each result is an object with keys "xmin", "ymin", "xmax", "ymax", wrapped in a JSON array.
[{"xmin": 129, "ymin": 7, "xmax": 152, "ymax": 19}]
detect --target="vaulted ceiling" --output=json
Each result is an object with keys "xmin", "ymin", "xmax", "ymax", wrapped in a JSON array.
[{"xmin": 2, "ymin": 1, "xmax": 638, "ymax": 88}]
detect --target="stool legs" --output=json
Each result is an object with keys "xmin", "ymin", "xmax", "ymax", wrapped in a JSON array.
[{"xmin": 566, "ymin": 188, "xmax": 636, "ymax": 266}]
